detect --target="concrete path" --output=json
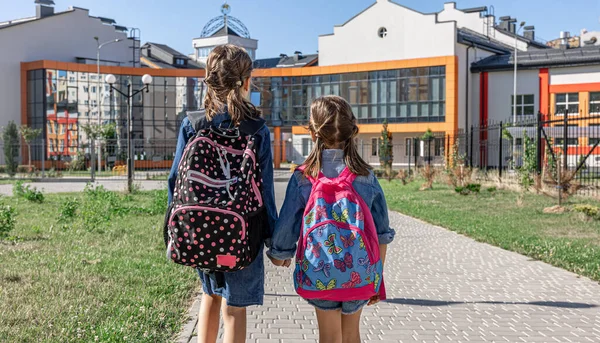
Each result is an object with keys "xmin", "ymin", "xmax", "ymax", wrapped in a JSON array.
[{"xmin": 178, "ymin": 183, "xmax": 600, "ymax": 343}]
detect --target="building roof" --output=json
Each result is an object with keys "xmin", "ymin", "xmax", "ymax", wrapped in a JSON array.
[
  {"xmin": 0, "ymin": 8, "xmax": 72, "ymax": 30},
  {"xmin": 471, "ymin": 46, "xmax": 600, "ymax": 72},
  {"xmin": 253, "ymin": 54, "xmax": 318, "ymax": 69},
  {"xmin": 142, "ymin": 42, "xmax": 204, "ymax": 69},
  {"xmin": 212, "ymin": 26, "xmax": 240, "ymax": 37},
  {"xmin": 457, "ymin": 28, "xmax": 512, "ymax": 54},
  {"xmin": 145, "ymin": 42, "xmax": 188, "ymax": 59},
  {"xmin": 253, "ymin": 57, "xmax": 281, "ymax": 69},
  {"xmin": 495, "ymin": 26, "xmax": 549, "ymax": 50}
]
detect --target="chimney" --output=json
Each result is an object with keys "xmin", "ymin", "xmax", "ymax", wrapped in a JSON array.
[
  {"xmin": 498, "ymin": 16, "xmax": 511, "ymax": 31},
  {"xmin": 560, "ymin": 31, "xmax": 571, "ymax": 47},
  {"xmin": 293, "ymin": 51, "xmax": 303, "ymax": 61},
  {"xmin": 35, "ymin": 0, "xmax": 55, "ymax": 19},
  {"xmin": 523, "ymin": 26, "xmax": 535, "ymax": 41}
]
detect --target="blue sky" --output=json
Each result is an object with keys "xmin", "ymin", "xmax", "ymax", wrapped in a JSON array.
[{"xmin": 2, "ymin": 0, "xmax": 599, "ymax": 59}]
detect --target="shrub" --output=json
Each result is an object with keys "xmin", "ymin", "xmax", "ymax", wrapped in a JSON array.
[
  {"xmin": 419, "ymin": 165, "xmax": 436, "ymax": 191},
  {"xmin": 58, "ymin": 198, "xmax": 79, "ymax": 222},
  {"xmin": 572, "ymin": 204, "xmax": 600, "ymax": 220},
  {"xmin": 487, "ymin": 187, "xmax": 497, "ymax": 193},
  {"xmin": 0, "ymin": 204, "xmax": 16, "ymax": 239},
  {"xmin": 466, "ymin": 183, "xmax": 481, "ymax": 194},
  {"xmin": 13, "ymin": 181, "xmax": 44, "ymax": 203},
  {"xmin": 3, "ymin": 121, "xmax": 20, "ymax": 177}
]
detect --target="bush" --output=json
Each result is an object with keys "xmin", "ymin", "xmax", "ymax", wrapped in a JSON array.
[
  {"xmin": 3, "ymin": 121, "xmax": 20, "ymax": 177},
  {"xmin": 454, "ymin": 183, "xmax": 481, "ymax": 196},
  {"xmin": 58, "ymin": 198, "xmax": 79, "ymax": 222},
  {"xmin": 419, "ymin": 165, "xmax": 436, "ymax": 191},
  {"xmin": 13, "ymin": 181, "xmax": 44, "ymax": 203},
  {"xmin": 0, "ymin": 204, "xmax": 16, "ymax": 239},
  {"xmin": 572, "ymin": 204, "xmax": 600, "ymax": 220},
  {"xmin": 487, "ymin": 187, "xmax": 497, "ymax": 193}
]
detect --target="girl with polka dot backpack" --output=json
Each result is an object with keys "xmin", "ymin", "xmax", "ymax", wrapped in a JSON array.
[{"xmin": 166, "ymin": 44, "xmax": 278, "ymax": 343}]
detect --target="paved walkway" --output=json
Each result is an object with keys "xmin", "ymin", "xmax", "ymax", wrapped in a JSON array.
[{"xmin": 178, "ymin": 183, "xmax": 600, "ymax": 343}]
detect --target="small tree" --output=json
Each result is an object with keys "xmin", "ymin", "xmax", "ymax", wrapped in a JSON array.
[
  {"xmin": 19, "ymin": 126, "xmax": 42, "ymax": 173},
  {"xmin": 379, "ymin": 120, "xmax": 393, "ymax": 180},
  {"xmin": 2, "ymin": 121, "xmax": 20, "ymax": 177}
]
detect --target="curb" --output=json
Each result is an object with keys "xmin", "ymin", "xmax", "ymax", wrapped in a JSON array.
[{"xmin": 176, "ymin": 292, "xmax": 201, "ymax": 343}]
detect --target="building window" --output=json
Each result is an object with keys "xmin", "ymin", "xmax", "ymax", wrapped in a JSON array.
[
  {"xmin": 197, "ymin": 47, "xmax": 212, "ymax": 58},
  {"xmin": 434, "ymin": 137, "xmax": 444, "ymax": 156},
  {"xmin": 511, "ymin": 94, "xmax": 535, "ymax": 116},
  {"xmin": 371, "ymin": 138, "xmax": 379, "ymax": 156},
  {"xmin": 83, "ymin": 86, "xmax": 89, "ymax": 93},
  {"xmin": 590, "ymin": 92, "xmax": 600, "ymax": 115},
  {"xmin": 378, "ymin": 27, "xmax": 388, "ymax": 38},
  {"xmin": 175, "ymin": 59, "xmax": 185, "ymax": 66},
  {"xmin": 554, "ymin": 125, "xmax": 579, "ymax": 146},
  {"xmin": 301, "ymin": 138, "xmax": 312, "ymax": 156},
  {"xmin": 91, "ymin": 86, "xmax": 97, "ymax": 93},
  {"xmin": 589, "ymin": 124, "xmax": 600, "ymax": 146},
  {"xmin": 555, "ymin": 93, "xmax": 579, "ymax": 115},
  {"xmin": 405, "ymin": 138, "xmax": 412, "ymax": 156}
]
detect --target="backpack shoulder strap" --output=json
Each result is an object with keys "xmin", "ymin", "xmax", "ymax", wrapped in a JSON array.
[{"xmin": 186, "ymin": 109, "xmax": 209, "ymax": 132}]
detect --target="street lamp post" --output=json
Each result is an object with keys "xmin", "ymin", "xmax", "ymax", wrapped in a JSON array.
[
  {"xmin": 513, "ymin": 21, "xmax": 526, "ymax": 124},
  {"xmin": 105, "ymin": 73, "xmax": 153, "ymax": 193},
  {"xmin": 94, "ymin": 37, "xmax": 122, "ymax": 179}
]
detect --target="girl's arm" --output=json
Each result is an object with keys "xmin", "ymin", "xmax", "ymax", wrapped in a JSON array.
[
  {"xmin": 371, "ymin": 176, "xmax": 396, "ymax": 248},
  {"xmin": 168, "ymin": 118, "xmax": 195, "ymax": 205},
  {"xmin": 257, "ymin": 126, "xmax": 278, "ymax": 245},
  {"xmin": 267, "ymin": 174, "xmax": 305, "ymax": 264}
]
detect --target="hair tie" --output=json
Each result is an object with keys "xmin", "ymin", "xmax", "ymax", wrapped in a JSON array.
[{"xmin": 236, "ymin": 80, "xmax": 242, "ymax": 87}]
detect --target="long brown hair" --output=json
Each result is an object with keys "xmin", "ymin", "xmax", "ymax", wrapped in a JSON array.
[
  {"xmin": 203, "ymin": 44, "xmax": 261, "ymax": 125},
  {"xmin": 303, "ymin": 95, "xmax": 372, "ymax": 178}
]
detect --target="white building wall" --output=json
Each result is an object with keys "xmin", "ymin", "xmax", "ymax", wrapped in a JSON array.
[
  {"xmin": 487, "ymin": 70, "xmax": 539, "ymax": 123},
  {"xmin": 192, "ymin": 35, "xmax": 258, "ymax": 64},
  {"xmin": 549, "ymin": 65, "xmax": 600, "ymax": 85},
  {"xmin": 456, "ymin": 44, "xmax": 496, "ymax": 132},
  {"xmin": 318, "ymin": 0, "xmax": 455, "ymax": 66},
  {"xmin": 0, "ymin": 8, "xmax": 131, "ymax": 130}
]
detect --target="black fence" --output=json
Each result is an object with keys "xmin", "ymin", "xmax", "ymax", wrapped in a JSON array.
[{"xmin": 458, "ymin": 111, "xmax": 600, "ymax": 197}]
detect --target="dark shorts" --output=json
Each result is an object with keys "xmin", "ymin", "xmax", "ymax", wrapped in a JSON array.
[{"xmin": 306, "ymin": 299, "xmax": 369, "ymax": 315}]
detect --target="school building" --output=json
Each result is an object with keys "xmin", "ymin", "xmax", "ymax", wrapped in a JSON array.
[{"xmin": 5, "ymin": 0, "xmax": 600, "ymax": 168}]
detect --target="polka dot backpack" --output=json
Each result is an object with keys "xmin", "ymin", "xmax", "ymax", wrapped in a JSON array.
[{"xmin": 165, "ymin": 110, "xmax": 267, "ymax": 273}]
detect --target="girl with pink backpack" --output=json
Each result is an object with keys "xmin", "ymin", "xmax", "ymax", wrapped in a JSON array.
[{"xmin": 268, "ymin": 95, "xmax": 395, "ymax": 343}]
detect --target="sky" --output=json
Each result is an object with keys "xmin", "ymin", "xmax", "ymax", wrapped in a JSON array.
[{"xmin": 1, "ymin": 0, "xmax": 599, "ymax": 59}]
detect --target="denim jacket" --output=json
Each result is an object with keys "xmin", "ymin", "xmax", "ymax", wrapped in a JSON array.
[
  {"xmin": 267, "ymin": 149, "xmax": 395, "ymax": 260},
  {"xmin": 167, "ymin": 113, "xmax": 278, "ymax": 243}
]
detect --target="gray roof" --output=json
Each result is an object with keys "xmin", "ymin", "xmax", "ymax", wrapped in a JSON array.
[
  {"xmin": 253, "ymin": 54, "xmax": 318, "ymax": 69},
  {"xmin": 457, "ymin": 28, "xmax": 512, "ymax": 54},
  {"xmin": 277, "ymin": 54, "xmax": 318, "ymax": 67},
  {"xmin": 471, "ymin": 46, "xmax": 600, "ymax": 72},
  {"xmin": 253, "ymin": 57, "xmax": 281, "ymax": 69},
  {"xmin": 144, "ymin": 42, "xmax": 188, "ymax": 59},
  {"xmin": 495, "ymin": 26, "xmax": 549, "ymax": 49},
  {"xmin": 212, "ymin": 26, "xmax": 240, "ymax": 37}
]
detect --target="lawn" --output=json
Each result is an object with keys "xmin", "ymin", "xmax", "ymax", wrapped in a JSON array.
[
  {"xmin": 0, "ymin": 187, "xmax": 198, "ymax": 342},
  {"xmin": 380, "ymin": 180, "xmax": 600, "ymax": 281}
]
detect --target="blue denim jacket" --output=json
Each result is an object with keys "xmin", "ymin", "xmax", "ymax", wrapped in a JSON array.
[
  {"xmin": 267, "ymin": 149, "xmax": 395, "ymax": 260},
  {"xmin": 167, "ymin": 113, "xmax": 278, "ymax": 242}
]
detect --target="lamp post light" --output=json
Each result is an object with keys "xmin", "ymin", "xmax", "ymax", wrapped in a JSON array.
[
  {"xmin": 105, "ymin": 73, "xmax": 153, "ymax": 193},
  {"xmin": 94, "ymin": 37, "xmax": 122, "ymax": 179},
  {"xmin": 513, "ymin": 21, "xmax": 526, "ymax": 124}
]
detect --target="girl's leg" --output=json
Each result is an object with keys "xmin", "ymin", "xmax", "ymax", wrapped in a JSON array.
[
  {"xmin": 315, "ymin": 308, "xmax": 343, "ymax": 343},
  {"xmin": 341, "ymin": 309, "xmax": 363, "ymax": 343},
  {"xmin": 197, "ymin": 294, "xmax": 222, "ymax": 343},
  {"xmin": 221, "ymin": 301, "xmax": 247, "ymax": 343}
]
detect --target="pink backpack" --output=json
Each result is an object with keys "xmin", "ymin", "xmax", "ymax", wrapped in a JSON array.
[{"xmin": 294, "ymin": 166, "xmax": 386, "ymax": 302}]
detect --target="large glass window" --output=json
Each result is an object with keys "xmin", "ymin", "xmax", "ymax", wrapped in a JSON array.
[{"xmin": 555, "ymin": 93, "xmax": 579, "ymax": 115}]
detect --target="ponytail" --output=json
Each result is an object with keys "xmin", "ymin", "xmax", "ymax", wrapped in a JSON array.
[
  {"xmin": 303, "ymin": 137, "xmax": 326, "ymax": 179},
  {"xmin": 202, "ymin": 44, "xmax": 261, "ymax": 125}
]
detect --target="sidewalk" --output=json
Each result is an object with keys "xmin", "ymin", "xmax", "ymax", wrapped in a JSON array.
[{"xmin": 178, "ymin": 184, "xmax": 600, "ymax": 342}]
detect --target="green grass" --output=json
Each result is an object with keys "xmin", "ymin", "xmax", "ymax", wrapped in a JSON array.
[
  {"xmin": 0, "ymin": 189, "xmax": 198, "ymax": 342},
  {"xmin": 380, "ymin": 180, "xmax": 600, "ymax": 281}
]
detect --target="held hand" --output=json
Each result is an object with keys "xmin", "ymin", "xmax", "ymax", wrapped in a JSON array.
[
  {"xmin": 367, "ymin": 294, "xmax": 380, "ymax": 306},
  {"xmin": 268, "ymin": 255, "xmax": 284, "ymax": 266},
  {"xmin": 282, "ymin": 259, "xmax": 292, "ymax": 268}
]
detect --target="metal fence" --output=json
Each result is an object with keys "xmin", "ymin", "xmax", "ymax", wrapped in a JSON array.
[{"xmin": 2, "ymin": 112, "xmax": 600, "ymax": 196}]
